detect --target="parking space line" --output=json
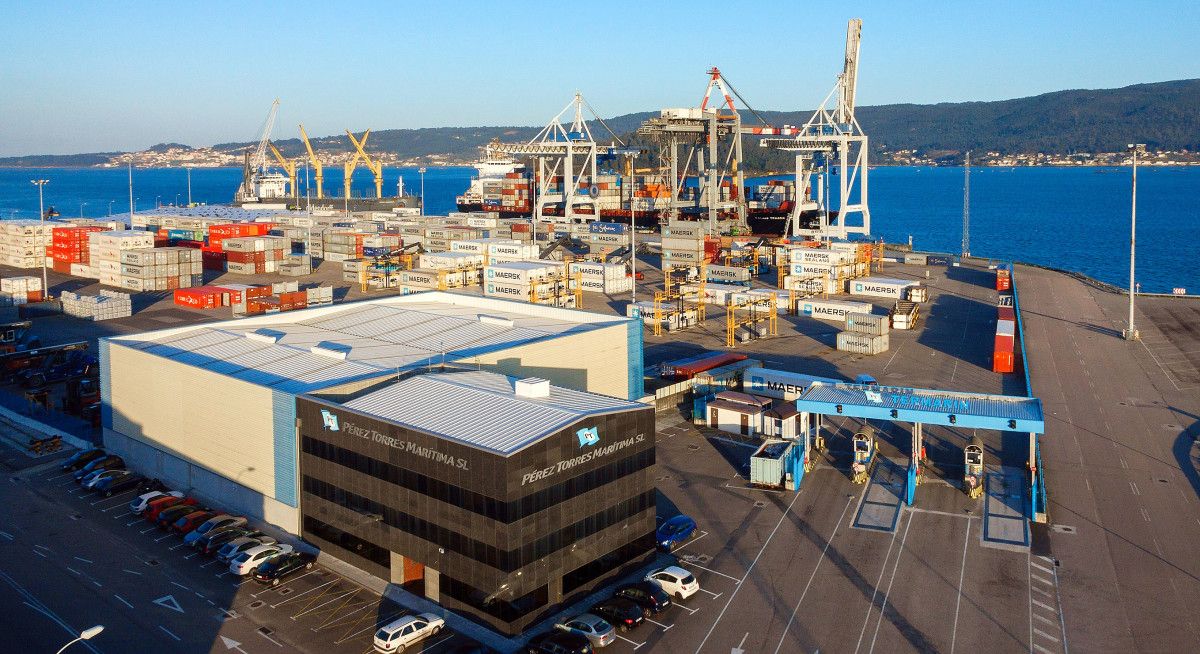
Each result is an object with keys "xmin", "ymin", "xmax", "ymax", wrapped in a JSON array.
[
  {"xmin": 868, "ymin": 513, "xmax": 913, "ymax": 653},
  {"xmin": 252, "ymin": 569, "xmax": 318, "ymax": 597},
  {"xmin": 674, "ymin": 603, "xmax": 698, "ymax": 615},
  {"xmin": 680, "ymin": 562, "xmax": 740, "ymax": 584},
  {"xmin": 773, "ymin": 496, "xmax": 855, "ymax": 654},
  {"xmin": 671, "ymin": 530, "xmax": 709, "ymax": 553},
  {"xmin": 332, "ymin": 609, "xmax": 406, "ymax": 644},
  {"xmin": 291, "ymin": 588, "xmax": 357, "ymax": 619},
  {"xmin": 122, "ymin": 569, "xmax": 142, "ymax": 576},
  {"xmin": 140, "ymin": 527, "xmax": 156, "ymax": 534},
  {"xmin": 316, "ymin": 598, "xmax": 377, "ymax": 632},
  {"xmin": 171, "ymin": 581, "xmax": 190, "ymax": 591},
  {"xmin": 73, "ymin": 556, "xmax": 93, "ymax": 564},
  {"xmin": 125, "ymin": 519, "xmax": 141, "ymax": 526},
  {"xmin": 616, "ymin": 634, "xmax": 645, "ymax": 649},
  {"xmin": 853, "ymin": 511, "xmax": 908, "ymax": 654},
  {"xmin": 32, "ymin": 549, "xmax": 47, "ymax": 558},
  {"xmin": 693, "ymin": 485, "xmax": 808, "ymax": 653},
  {"xmin": 697, "ymin": 588, "xmax": 722, "ymax": 599},
  {"xmin": 158, "ymin": 625, "xmax": 181, "ymax": 641},
  {"xmin": 950, "ymin": 517, "xmax": 972, "ymax": 654},
  {"xmin": 271, "ymin": 578, "xmax": 338, "ymax": 608},
  {"xmin": 114, "ymin": 594, "xmax": 134, "ymax": 609},
  {"xmin": 645, "ymin": 617, "xmax": 673, "ymax": 631}
]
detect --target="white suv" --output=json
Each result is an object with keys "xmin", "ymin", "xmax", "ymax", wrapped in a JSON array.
[
  {"xmin": 229, "ymin": 543, "xmax": 292, "ymax": 576},
  {"xmin": 645, "ymin": 566, "xmax": 700, "ymax": 600}
]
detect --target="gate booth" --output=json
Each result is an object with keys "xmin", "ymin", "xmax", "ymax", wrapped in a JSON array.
[{"xmin": 794, "ymin": 382, "xmax": 1046, "ymax": 520}]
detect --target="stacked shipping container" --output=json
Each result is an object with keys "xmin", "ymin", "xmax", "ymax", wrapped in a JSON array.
[
  {"xmin": 0, "ymin": 276, "xmax": 44, "ymax": 304},
  {"xmin": 993, "ymin": 304, "xmax": 1017, "ymax": 373},
  {"xmin": 50, "ymin": 226, "xmax": 106, "ymax": 275},
  {"xmin": 223, "ymin": 236, "xmax": 288, "ymax": 275},
  {"xmin": 116, "ymin": 247, "xmax": 203, "ymax": 291},
  {"xmin": 0, "ymin": 220, "xmax": 53, "ymax": 269}
]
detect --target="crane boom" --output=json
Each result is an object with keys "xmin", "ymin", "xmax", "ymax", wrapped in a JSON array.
[
  {"xmin": 298, "ymin": 124, "xmax": 324, "ymax": 199},
  {"xmin": 840, "ymin": 19, "xmax": 862, "ymax": 124},
  {"xmin": 250, "ymin": 100, "xmax": 280, "ymax": 172},
  {"xmin": 267, "ymin": 142, "xmax": 298, "ymax": 202},
  {"xmin": 343, "ymin": 130, "xmax": 370, "ymax": 199},
  {"xmin": 347, "ymin": 129, "xmax": 384, "ymax": 199}
]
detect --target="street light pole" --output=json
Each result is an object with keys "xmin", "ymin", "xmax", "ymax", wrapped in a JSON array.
[
  {"xmin": 79, "ymin": 202, "xmax": 87, "ymax": 218},
  {"xmin": 627, "ymin": 153, "xmax": 637, "ymax": 304},
  {"xmin": 108, "ymin": 200, "xmax": 114, "ymax": 217},
  {"xmin": 186, "ymin": 166, "xmax": 192, "ymax": 206},
  {"xmin": 54, "ymin": 625, "xmax": 104, "ymax": 654},
  {"xmin": 31, "ymin": 178, "xmax": 49, "ymax": 294},
  {"xmin": 1124, "ymin": 143, "xmax": 1145, "ymax": 341},
  {"xmin": 418, "ymin": 166, "xmax": 427, "ymax": 215}
]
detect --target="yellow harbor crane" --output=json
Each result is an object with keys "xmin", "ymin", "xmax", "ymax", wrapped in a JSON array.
[
  {"xmin": 298, "ymin": 124, "xmax": 324, "ymax": 199},
  {"xmin": 343, "ymin": 129, "xmax": 370, "ymax": 199},
  {"xmin": 267, "ymin": 142, "xmax": 298, "ymax": 202},
  {"xmin": 347, "ymin": 129, "xmax": 384, "ymax": 199}
]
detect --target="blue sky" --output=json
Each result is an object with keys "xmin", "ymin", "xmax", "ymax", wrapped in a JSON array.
[{"xmin": 1, "ymin": 0, "xmax": 1196, "ymax": 156}]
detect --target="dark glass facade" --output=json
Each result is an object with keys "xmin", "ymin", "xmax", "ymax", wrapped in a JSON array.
[{"xmin": 296, "ymin": 391, "xmax": 656, "ymax": 635}]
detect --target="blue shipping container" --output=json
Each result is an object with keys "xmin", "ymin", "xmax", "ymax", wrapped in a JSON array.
[
  {"xmin": 589, "ymin": 221, "xmax": 628, "ymax": 235},
  {"xmin": 363, "ymin": 246, "xmax": 390, "ymax": 257}
]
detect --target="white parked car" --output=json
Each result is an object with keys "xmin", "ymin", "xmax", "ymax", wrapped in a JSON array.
[
  {"xmin": 130, "ymin": 490, "xmax": 183, "ymax": 514},
  {"xmin": 183, "ymin": 514, "xmax": 247, "ymax": 546},
  {"xmin": 373, "ymin": 612, "xmax": 444, "ymax": 653},
  {"xmin": 228, "ymin": 543, "xmax": 292, "ymax": 576},
  {"xmin": 645, "ymin": 566, "xmax": 700, "ymax": 600},
  {"xmin": 217, "ymin": 536, "xmax": 276, "ymax": 563}
]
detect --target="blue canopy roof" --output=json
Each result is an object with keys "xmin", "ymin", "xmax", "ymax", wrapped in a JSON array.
[{"xmin": 795, "ymin": 382, "xmax": 1044, "ymax": 433}]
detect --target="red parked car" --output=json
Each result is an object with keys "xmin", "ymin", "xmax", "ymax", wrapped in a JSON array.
[
  {"xmin": 144, "ymin": 496, "xmax": 196, "ymax": 522},
  {"xmin": 172, "ymin": 510, "xmax": 216, "ymax": 535}
]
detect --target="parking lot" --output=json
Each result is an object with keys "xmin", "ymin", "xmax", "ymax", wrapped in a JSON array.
[{"xmin": 0, "ymin": 455, "xmax": 480, "ymax": 654}]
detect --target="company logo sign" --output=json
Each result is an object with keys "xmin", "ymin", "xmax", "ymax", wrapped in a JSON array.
[
  {"xmin": 320, "ymin": 410, "xmax": 339, "ymax": 431},
  {"xmin": 576, "ymin": 426, "xmax": 600, "ymax": 448}
]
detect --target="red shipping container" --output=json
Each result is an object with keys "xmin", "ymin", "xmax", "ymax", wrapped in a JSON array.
[
  {"xmin": 51, "ymin": 260, "xmax": 73, "ymax": 274},
  {"xmin": 511, "ymin": 223, "xmax": 530, "ymax": 233},
  {"xmin": 997, "ymin": 306, "xmax": 1016, "ymax": 322},
  {"xmin": 26, "ymin": 291, "xmax": 44, "ymax": 303},
  {"xmin": 993, "ymin": 351, "xmax": 1015, "ymax": 373},
  {"xmin": 174, "ymin": 287, "xmax": 225, "ymax": 309}
]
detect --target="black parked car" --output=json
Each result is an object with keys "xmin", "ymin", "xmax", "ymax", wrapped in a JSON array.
[
  {"xmin": 73, "ymin": 455, "xmax": 124, "ymax": 482},
  {"xmin": 60, "ymin": 447, "xmax": 106, "ymax": 472},
  {"xmin": 195, "ymin": 527, "xmax": 253, "ymax": 555},
  {"xmin": 590, "ymin": 597, "xmax": 645, "ymax": 631},
  {"xmin": 525, "ymin": 631, "xmax": 593, "ymax": 654},
  {"xmin": 446, "ymin": 645, "xmax": 500, "ymax": 654},
  {"xmin": 94, "ymin": 472, "xmax": 147, "ymax": 497},
  {"xmin": 251, "ymin": 551, "xmax": 316, "ymax": 585},
  {"xmin": 612, "ymin": 581, "xmax": 673, "ymax": 616}
]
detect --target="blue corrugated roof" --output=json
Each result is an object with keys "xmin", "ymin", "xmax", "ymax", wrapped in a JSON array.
[{"xmin": 796, "ymin": 382, "xmax": 1044, "ymax": 433}]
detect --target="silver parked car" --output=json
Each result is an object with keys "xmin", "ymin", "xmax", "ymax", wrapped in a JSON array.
[{"xmin": 555, "ymin": 613, "xmax": 616, "ymax": 648}]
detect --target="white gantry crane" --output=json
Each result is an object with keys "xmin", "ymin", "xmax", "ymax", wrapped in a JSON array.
[
  {"xmin": 234, "ymin": 99, "xmax": 288, "ymax": 203},
  {"xmin": 760, "ymin": 18, "xmax": 871, "ymax": 239},
  {"xmin": 491, "ymin": 92, "xmax": 626, "ymax": 224}
]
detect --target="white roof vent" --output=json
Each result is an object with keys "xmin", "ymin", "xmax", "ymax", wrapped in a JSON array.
[
  {"xmin": 478, "ymin": 314, "xmax": 515, "ymax": 328},
  {"xmin": 515, "ymin": 377, "xmax": 550, "ymax": 399},
  {"xmin": 246, "ymin": 328, "xmax": 283, "ymax": 344},
  {"xmin": 311, "ymin": 341, "xmax": 351, "ymax": 360}
]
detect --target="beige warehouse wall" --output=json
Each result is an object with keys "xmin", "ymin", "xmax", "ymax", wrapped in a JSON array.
[
  {"xmin": 107, "ymin": 343, "xmax": 280, "ymax": 501},
  {"xmin": 470, "ymin": 324, "xmax": 629, "ymax": 398}
]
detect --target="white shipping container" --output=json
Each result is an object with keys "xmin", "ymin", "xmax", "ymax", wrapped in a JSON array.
[
  {"xmin": 788, "ymin": 248, "xmax": 854, "ymax": 265},
  {"xmin": 848, "ymin": 277, "xmax": 918, "ymax": 300},
  {"xmin": 781, "ymin": 274, "xmax": 840, "ymax": 295},
  {"xmin": 679, "ymin": 282, "xmax": 755, "ymax": 306},
  {"xmin": 487, "ymin": 242, "xmax": 539, "ymax": 259},
  {"xmin": 484, "ymin": 262, "xmax": 557, "ymax": 285},
  {"xmin": 796, "ymin": 299, "xmax": 873, "ymax": 322},
  {"xmin": 662, "ymin": 249, "xmax": 706, "ymax": 264},
  {"xmin": 788, "ymin": 262, "xmax": 841, "ymax": 276},
  {"xmin": 568, "ymin": 262, "xmax": 625, "ymax": 280},
  {"xmin": 706, "ymin": 265, "xmax": 751, "ymax": 283},
  {"xmin": 420, "ymin": 252, "xmax": 484, "ymax": 269},
  {"xmin": 661, "ymin": 237, "xmax": 706, "ymax": 253},
  {"xmin": 662, "ymin": 222, "xmax": 705, "ymax": 239},
  {"xmin": 836, "ymin": 332, "xmax": 890, "ymax": 355},
  {"xmin": 401, "ymin": 269, "xmax": 440, "ymax": 288},
  {"xmin": 742, "ymin": 366, "xmax": 841, "ymax": 400}
]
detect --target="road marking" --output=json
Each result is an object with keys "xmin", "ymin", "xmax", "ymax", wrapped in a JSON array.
[
  {"xmin": 854, "ymin": 511, "xmax": 909, "ymax": 654},
  {"xmin": 73, "ymin": 556, "xmax": 93, "ymax": 564},
  {"xmin": 1033, "ymin": 628, "xmax": 1059, "ymax": 642},
  {"xmin": 168, "ymin": 543, "xmax": 188, "ymax": 550},
  {"xmin": 153, "ymin": 594, "xmax": 185, "ymax": 614},
  {"xmin": 692, "ymin": 485, "xmax": 808, "ymax": 654},
  {"xmin": 122, "ymin": 569, "xmax": 143, "ymax": 576},
  {"xmin": 674, "ymin": 603, "xmax": 699, "ymax": 615},
  {"xmin": 1032, "ymin": 598, "xmax": 1056, "ymax": 612},
  {"xmin": 184, "ymin": 553, "xmax": 198, "ymax": 560},
  {"xmin": 1153, "ymin": 538, "xmax": 1164, "ymax": 557},
  {"xmin": 1030, "ymin": 562, "xmax": 1053, "ymax": 575},
  {"xmin": 1033, "ymin": 643, "xmax": 1055, "ymax": 654},
  {"xmin": 33, "ymin": 544, "xmax": 49, "ymax": 551},
  {"xmin": 773, "ymin": 496, "xmax": 856, "ymax": 654},
  {"xmin": 109, "ymin": 510, "xmax": 132, "ymax": 518},
  {"xmin": 616, "ymin": 634, "xmax": 646, "ymax": 650},
  {"xmin": 1032, "ymin": 585, "xmax": 1053, "ymax": 597},
  {"xmin": 1033, "ymin": 613, "xmax": 1057, "ymax": 626},
  {"xmin": 253, "ymin": 569, "xmax": 318, "ymax": 597},
  {"xmin": 115, "ymin": 594, "xmax": 135, "ymax": 609},
  {"xmin": 291, "ymin": 588, "xmax": 357, "ymax": 618},
  {"xmin": 1139, "ymin": 508, "xmax": 1150, "ymax": 523},
  {"xmin": 256, "ymin": 629, "xmax": 284, "ymax": 647},
  {"xmin": 66, "ymin": 567, "xmax": 81, "ymax": 576},
  {"xmin": 0, "ymin": 531, "xmax": 12, "ymax": 541},
  {"xmin": 1129, "ymin": 481, "xmax": 1140, "ymax": 496},
  {"xmin": 697, "ymin": 588, "xmax": 723, "ymax": 599},
  {"xmin": 671, "ymin": 530, "xmax": 709, "ymax": 553},
  {"xmin": 32, "ymin": 548, "xmax": 47, "ymax": 558},
  {"xmin": 679, "ymin": 562, "xmax": 741, "ymax": 584},
  {"xmin": 1120, "ymin": 458, "xmax": 1128, "ymax": 469},
  {"xmin": 154, "ymin": 534, "xmax": 173, "ymax": 542},
  {"xmin": 645, "ymin": 617, "xmax": 673, "ymax": 631},
  {"xmin": 868, "ymin": 511, "xmax": 914, "ymax": 653},
  {"xmin": 171, "ymin": 581, "xmax": 190, "ymax": 591},
  {"xmin": 158, "ymin": 625, "xmax": 181, "ymax": 641},
  {"xmin": 140, "ymin": 527, "xmax": 156, "ymax": 534},
  {"xmin": 1031, "ymin": 574, "xmax": 1054, "ymax": 586},
  {"xmin": 950, "ymin": 517, "xmax": 972, "ymax": 654}
]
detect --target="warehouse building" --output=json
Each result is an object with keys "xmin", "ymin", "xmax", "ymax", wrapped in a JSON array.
[
  {"xmin": 299, "ymin": 369, "xmax": 656, "ymax": 634},
  {"xmin": 99, "ymin": 292, "xmax": 644, "ymax": 534}
]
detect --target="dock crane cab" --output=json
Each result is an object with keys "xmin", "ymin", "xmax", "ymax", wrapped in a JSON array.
[
  {"xmin": 851, "ymin": 425, "xmax": 877, "ymax": 484},
  {"xmin": 964, "ymin": 435, "xmax": 985, "ymax": 499}
]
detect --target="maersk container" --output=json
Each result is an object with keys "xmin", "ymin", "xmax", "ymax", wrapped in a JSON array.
[
  {"xmin": 788, "ymin": 261, "xmax": 838, "ymax": 276},
  {"xmin": 743, "ymin": 366, "xmax": 841, "ymax": 400},
  {"xmin": 925, "ymin": 254, "xmax": 954, "ymax": 266},
  {"xmin": 788, "ymin": 248, "xmax": 854, "ymax": 265},
  {"xmin": 798, "ymin": 299, "xmax": 873, "ymax": 322},
  {"xmin": 662, "ymin": 236, "xmax": 706, "ymax": 253},
  {"xmin": 485, "ymin": 261, "xmax": 557, "ymax": 284},
  {"xmin": 750, "ymin": 440, "xmax": 793, "ymax": 488},
  {"xmin": 849, "ymin": 277, "xmax": 918, "ymax": 300},
  {"xmin": 662, "ymin": 222, "xmax": 705, "ymax": 239},
  {"xmin": 706, "ymin": 265, "xmax": 751, "ymax": 284},
  {"xmin": 836, "ymin": 331, "xmax": 890, "ymax": 355},
  {"xmin": 845, "ymin": 312, "xmax": 890, "ymax": 336}
]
